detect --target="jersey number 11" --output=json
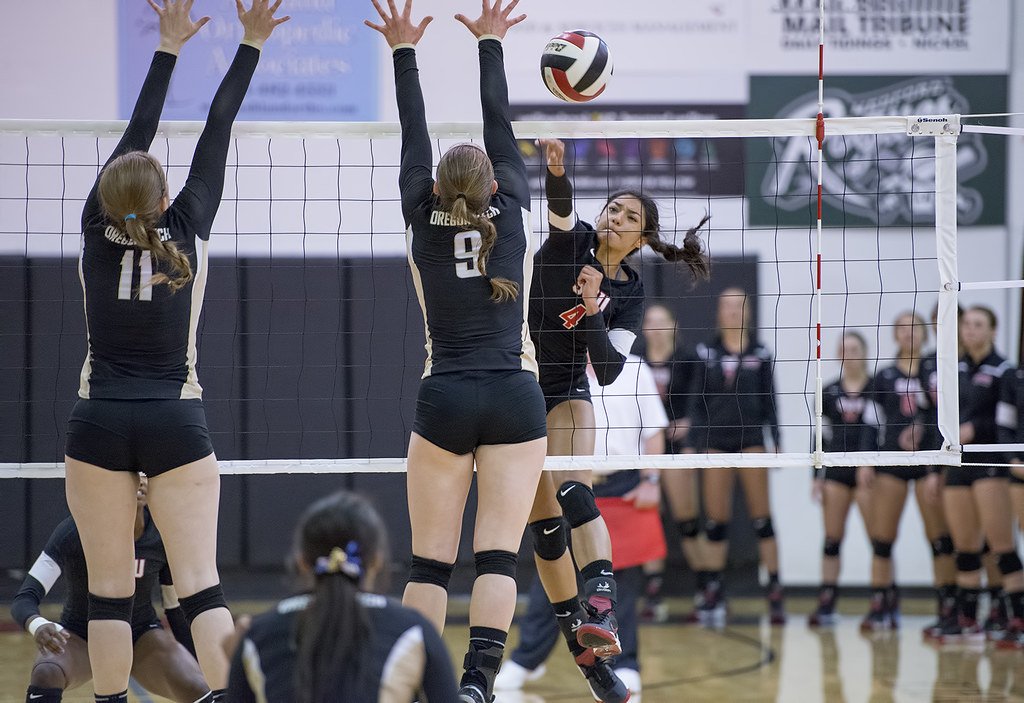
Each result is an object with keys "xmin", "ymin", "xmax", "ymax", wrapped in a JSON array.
[{"xmin": 118, "ymin": 250, "xmax": 153, "ymax": 301}]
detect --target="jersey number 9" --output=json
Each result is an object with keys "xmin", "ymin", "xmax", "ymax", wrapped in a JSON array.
[{"xmin": 454, "ymin": 231, "xmax": 483, "ymax": 279}]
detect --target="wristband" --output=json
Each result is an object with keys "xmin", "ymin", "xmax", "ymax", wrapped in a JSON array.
[
  {"xmin": 27, "ymin": 617, "xmax": 62, "ymax": 637},
  {"xmin": 392, "ymin": 42, "xmax": 416, "ymax": 52},
  {"xmin": 642, "ymin": 473, "xmax": 660, "ymax": 485}
]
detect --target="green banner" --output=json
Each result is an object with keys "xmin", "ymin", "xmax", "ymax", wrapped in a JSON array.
[{"xmin": 747, "ymin": 75, "xmax": 1007, "ymax": 227}]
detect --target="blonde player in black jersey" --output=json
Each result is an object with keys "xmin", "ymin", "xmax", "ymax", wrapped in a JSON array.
[
  {"xmin": 64, "ymin": 3, "xmax": 286, "ymax": 702},
  {"xmin": 366, "ymin": 2, "xmax": 547, "ymax": 701}
]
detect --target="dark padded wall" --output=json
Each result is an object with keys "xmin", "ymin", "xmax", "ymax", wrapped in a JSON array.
[{"xmin": 1, "ymin": 254, "xmax": 760, "ymax": 594}]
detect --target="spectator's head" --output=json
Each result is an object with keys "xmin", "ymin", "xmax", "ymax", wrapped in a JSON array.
[
  {"xmin": 717, "ymin": 287, "xmax": 750, "ymax": 335},
  {"xmin": 643, "ymin": 304, "xmax": 677, "ymax": 352},
  {"xmin": 962, "ymin": 306, "xmax": 997, "ymax": 357},
  {"xmin": 893, "ymin": 311, "xmax": 927, "ymax": 357},
  {"xmin": 839, "ymin": 331, "xmax": 868, "ymax": 377}
]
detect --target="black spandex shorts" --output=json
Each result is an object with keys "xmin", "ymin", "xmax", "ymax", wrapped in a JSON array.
[
  {"xmin": 823, "ymin": 466, "xmax": 857, "ymax": 488},
  {"xmin": 414, "ymin": 370, "xmax": 547, "ymax": 455},
  {"xmin": 875, "ymin": 466, "xmax": 929, "ymax": 482},
  {"xmin": 61, "ymin": 617, "xmax": 163, "ymax": 644},
  {"xmin": 540, "ymin": 371, "xmax": 591, "ymax": 414},
  {"xmin": 945, "ymin": 460, "xmax": 1010, "ymax": 487},
  {"xmin": 66, "ymin": 398, "xmax": 214, "ymax": 477}
]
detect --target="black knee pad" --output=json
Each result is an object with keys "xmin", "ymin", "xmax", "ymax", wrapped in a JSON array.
[
  {"xmin": 556, "ymin": 481, "xmax": 601, "ymax": 529},
  {"xmin": 530, "ymin": 518, "xmax": 568, "ymax": 561},
  {"xmin": 475, "ymin": 550, "xmax": 518, "ymax": 579},
  {"xmin": 931, "ymin": 534, "xmax": 954, "ymax": 558},
  {"xmin": 956, "ymin": 551, "xmax": 983, "ymax": 573},
  {"xmin": 88, "ymin": 593, "xmax": 134, "ymax": 623},
  {"xmin": 752, "ymin": 517, "xmax": 775, "ymax": 540},
  {"xmin": 705, "ymin": 520, "xmax": 729, "ymax": 542},
  {"xmin": 179, "ymin": 584, "xmax": 227, "ymax": 623},
  {"xmin": 409, "ymin": 555, "xmax": 456, "ymax": 590},
  {"xmin": 677, "ymin": 518, "xmax": 701, "ymax": 539},
  {"xmin": 871, "ymin": 540, "xmax": 893, "ymax": 559},
  {"xmin": 997, "ymin": 551, "xmax": 1024, "ymax": 576},
  {"xmin": 823, "ymin": 538, "xmax": 842, "ymax": 557}
]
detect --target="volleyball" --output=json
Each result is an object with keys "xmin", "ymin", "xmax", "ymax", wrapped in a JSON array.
[{"xmin": 540, "ymin": 30, "xmax": 613, "ymax": 103}]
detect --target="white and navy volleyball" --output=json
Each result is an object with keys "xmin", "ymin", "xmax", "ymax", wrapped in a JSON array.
[{"xmin": 540, "ymin": 30, "xmax": 613, "ymax": 103}]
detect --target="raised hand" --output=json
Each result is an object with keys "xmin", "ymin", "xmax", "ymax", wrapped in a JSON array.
[
  {"xmin": 455, "ymin": 0, "xmax": 526, "ymax": 40},
  {"xmin": 148, "ymin": 0, "xmax": 211, "ymax": 55},
  {"xmin": 538, "ymin": 138, "xmax": 566, "ymax": 178},
  {"xmin": 365, "ymin": 0, "xmax": 434, "ymax": 48},
  {"xmin": 236, "ymin": 0, "xmax": 291, "ymax": 49}
]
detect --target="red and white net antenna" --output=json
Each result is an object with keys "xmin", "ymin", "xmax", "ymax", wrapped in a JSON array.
[{"xmin": 813, "ymin": 0, "xmax": 826, "ymax": 469}]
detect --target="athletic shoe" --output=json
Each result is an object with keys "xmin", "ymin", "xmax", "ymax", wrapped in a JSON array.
[
  {"xmin": 860, "ymin": 593, "xmax": 895, "ymax": 633},
  {"xmin": 808, "ymin": 588, "xmax": 838, "ymax": 627},
  {"xmin": 639, "ymin": 598, "xmax": 669, "ymax": 623},
  {"xmin": 457, "ymin": 682, "xmax": 490, "ymax": 703},
  {"xmin": 493, "ymin": 660, "xmax": 546, "ymax": 691},
  {"xmin": 577, "ymin": 601, "xmax": 622, "ymax": 657},
  {"xmin": 696, "ymin": 581, "xmax": 727, "ymax": 628},
  {"xmin": 575, "ymin": 649, "xmax": 630, "ymax": 703},
  {"xmin": 934, "ymin": 617, "xmax": 985, "ymax": 645},
  {"xmin": 995, "ymin": 619, "xmax": 1024, "ymax": 650},
  {"xmin": 613, "ymin": 668, "xmax": 642, "ymax": 695},
  {"xmin": 984, "ymin": 602, "xmax": 1008, "ymax": 641},
  {"xmin": 767, "ymin": 583, "xmax": 786, "ymax": 625}
]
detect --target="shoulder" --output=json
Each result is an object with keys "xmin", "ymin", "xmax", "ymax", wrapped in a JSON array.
[
  {"xmin": 363, "ymin": 594, "xmax": 437, "ymax": 636},
  {"xmin": 752, "ymin": 343, "xmax": 773, "ymax": 361},
  {"xmin": 248, "ymin": 595, "xmax": 309, "ymax": 640},
  {"xmin": 695, "ymin": 342, "xmax": 716, "ymax": 360}
]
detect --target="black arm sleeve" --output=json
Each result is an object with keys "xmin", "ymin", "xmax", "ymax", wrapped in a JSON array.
[
  {"xmin": 418, "ymin": 619, "xmax": 458, "ymax": 701},
  {"xmin": 82, "ymin": 51, "xmax": 177, "ymax": 226},
  {"xmin": 160, "ymin": 565, "xmax": 196, "ymax": 655},
  {"xmin": 394, "ymin": 47, "xmax": 434, "ymax": 223},
  {"xmin": 546, "ymin": 170, "xmax": 575, "ymax": 227},
  {"xmin": 10, "ymin": 575, "xmax": 46, "ymax": 630},
  {"xmin": 173, "ymin": 44, "xmax": 260, "ymax": 239},
  {"xmin": 478, "ymin": 38, "xmax": 529, "ymax": 204},
  {"xmin": 584, "ymin": 313, "xmax": 626, "ymax": 386},
  {"xmin": 761, "ymin": 354, "xmax": 781, "ymax": 450},
  {"xmin": 226, "ymin": 639, "xmax": 258, "ymax": 703}
]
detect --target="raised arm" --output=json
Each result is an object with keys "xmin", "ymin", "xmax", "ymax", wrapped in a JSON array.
[
  {"xmin": 366, "ymin": 0, "xmax": 435, "ymax": 222},
  {"xmin": 83, "ymin": 0, "xmax": 210, "ymax": 224},
  {"xmin": 174, "ymin": 0, "xmax": 288, "ymax": 238},
  {"xmin": 456, "ymin": 1, "xmax": 528, "ymax": 202}
]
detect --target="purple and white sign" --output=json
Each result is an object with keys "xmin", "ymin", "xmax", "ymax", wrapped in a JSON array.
[{"xmin": 118, "ymin": 0, "xmax": 378, "ymax": 121}]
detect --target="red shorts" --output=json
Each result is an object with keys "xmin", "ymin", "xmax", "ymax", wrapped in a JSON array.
[{"xmin": 596, "ymin": 496, "xmax": 667, "ymax": 570}]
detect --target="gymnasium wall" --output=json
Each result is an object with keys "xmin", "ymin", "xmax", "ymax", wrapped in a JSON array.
[{"xmin": 1, "ymin": 1, "xmax": 1022, "ymax": 587}]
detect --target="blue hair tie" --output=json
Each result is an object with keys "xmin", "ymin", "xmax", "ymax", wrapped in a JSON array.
[
  {"xmin": 124, "ymin": 214, "xmax": 137, "ymax": 221},
  {"xmin": 313, "ymin": 541, "xmax": 363, "ymax": 581}
]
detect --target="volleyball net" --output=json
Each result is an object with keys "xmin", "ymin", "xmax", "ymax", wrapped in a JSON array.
[{"xmin": 0, "ymin": 114, "xmax": 1018, "ymax": 479}]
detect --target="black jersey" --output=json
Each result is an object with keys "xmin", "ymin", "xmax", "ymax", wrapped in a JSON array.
[
  {"xmin": 687, "ymin": 338, "xmax": 780, "ymax": 452},
  {"xmin": 917, "ymin": 351, "xmax": 942, "ymax": 449},
  {"xmin": 227, "ymin": 592, "xmax": 457, "ymax": 703},
  {"xmin": 9, "ymin": 512, "xmax": 186, "ymax": 643},
  {"xmin": 871, "ymin": 364, "xmax": 929, "ymax": 452},
  {"xmin": 997, "ymin": 365, "xmax": 1024, "ymax": 461},
  {"xmin": 395, "ymin": 41, "xmax": 537, "ymax": 379},
  {"xmin": 78, "ymin": 46, "xmax": 259, "ymax": 400},
  {"xmin": 821, "ymin": 378, "xmax": 880, "ymax": 452},
  {"xmin": 529, "ymin": 173, "xmax": 645, "ymax": 395},
  {"xmin": 647, "ymin": 349, "xmax": 699, "ymax": 452},
  {"xmin": 959, "ymin": 350, "xmax": 1012, "ymax": 461}
]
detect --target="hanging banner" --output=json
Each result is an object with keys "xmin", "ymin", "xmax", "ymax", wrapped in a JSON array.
[
  {"xmin": 118, "ymin": 0, "xmax": 378, "ymax": 121},
  {"xmin": 746, "ymin": 0, "xmax": 1011, "ymax": 75},
  {"xmin": 747, "ymin": 74, "xmax": 1007, "ymax": 227}
]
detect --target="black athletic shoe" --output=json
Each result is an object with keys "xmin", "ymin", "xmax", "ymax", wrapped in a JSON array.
[
  {"xmin": 575, "ymin": 649, "xmax": 631, "ymax": 703},
  {"xmin": 577, "ymin": 601, "xmax": 622, "ymax": 657},
  {"xmin": 457, "ymin": 682, "xmax": 491, "ymax": 703}
]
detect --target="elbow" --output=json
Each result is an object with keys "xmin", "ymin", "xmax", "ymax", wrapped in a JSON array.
[{"xmin": 594, "ymin": 359, "xmax": 625, "ymax": 386}]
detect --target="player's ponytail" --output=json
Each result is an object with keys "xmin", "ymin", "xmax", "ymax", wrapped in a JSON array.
[
  {"xmin": 609, "ymin": 189, "xmax": 710, "ymax": 283},
  {"xmin": 438, "ymin": 144, "xmax": 520, "ymax": 303},
  {"xmin": 293, "ymin": 491, "xmax": 387, "ymax": 703},
  {"xmin": 98, "ymin": 151, "xmax": 193, "ymax": 293}
]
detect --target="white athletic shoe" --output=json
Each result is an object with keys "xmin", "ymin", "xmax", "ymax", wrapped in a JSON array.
[
  {"xmin": 614, "ymin": 668, "xmax": 642, "ymax": 694},
  {"xmin": 493, "ymin": 660, "xmax": 547, "ymax": 690}
]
